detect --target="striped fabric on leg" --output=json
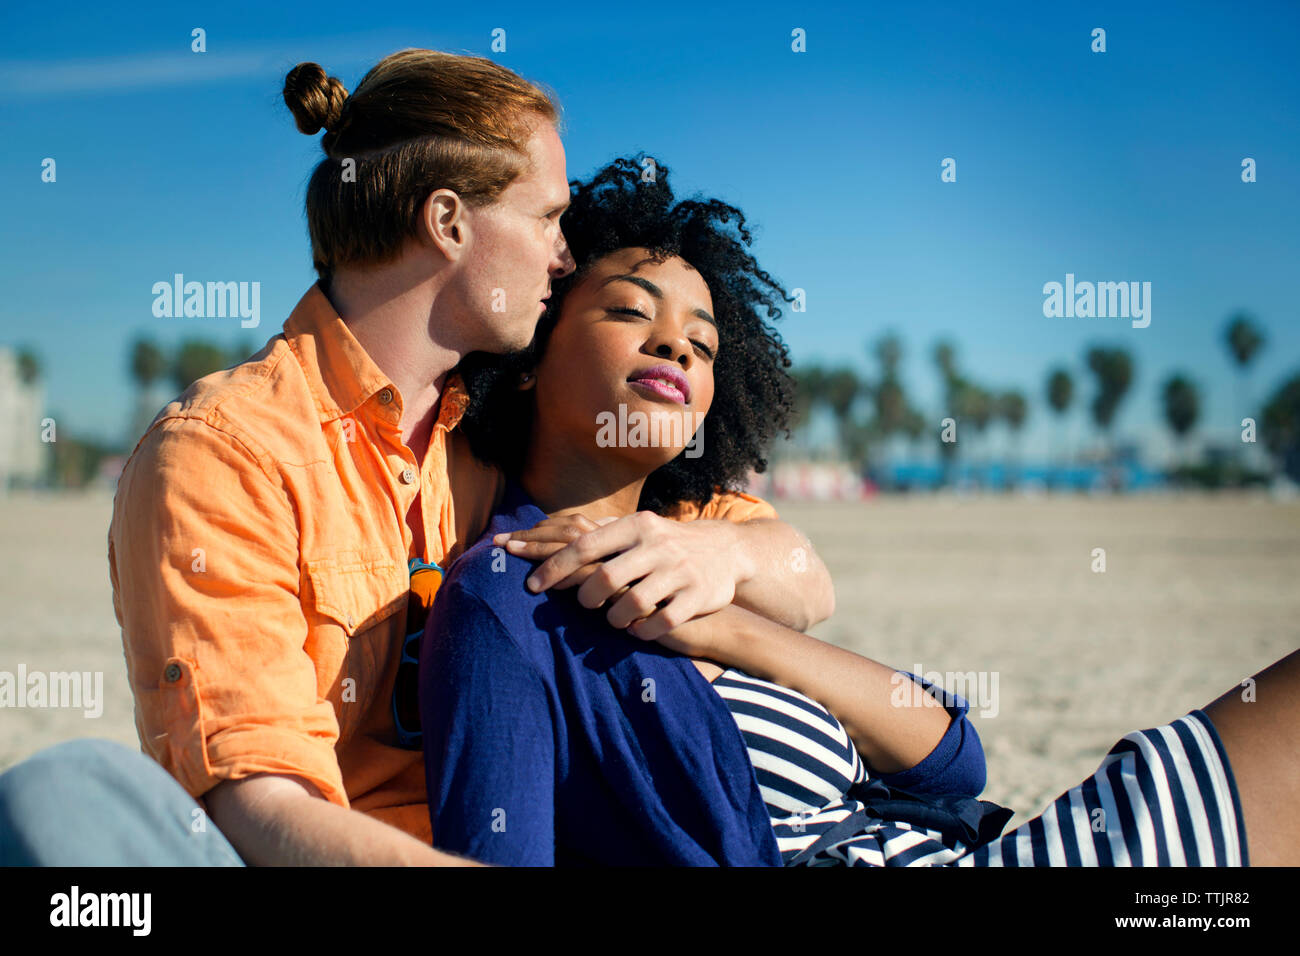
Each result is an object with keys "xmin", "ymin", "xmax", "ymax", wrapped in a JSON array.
[
  {"xmin": 711, "ymin": 666, "xmax": 1249, "ymax": 868},
  {"xmin": 955, "ymin": 711, "xmax": 1248, "ymax": 867}
]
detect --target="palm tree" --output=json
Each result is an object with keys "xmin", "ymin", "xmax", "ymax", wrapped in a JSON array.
[
  {"xmin": 998, "ymin": 389, "xmax": 1028, "ymax": 486},
  {"xmin": 130, "ymin": 338, "xmax": 167, "ymax": 389},
  {"xmin": 950, "ymin": 378, "xmax": 993, "ymax": 486},
  {"xmin": 790, "ymin": 365, "xmax": 826, "ymax": 434},
  {"xmin": 933, "ymin": 341, "xmax": 960, "ymax": 486},
  {"xmin": 170, "ymin": 339, "xmax": 232, "ymax": 394},
  {"xmin": 902, "ymin": 407, "xmax": 926, "ymax": 449},
  {"xmin": 870, "ymin": 334, "xmax": 908, "ymax": 467},
  {"xmin": 874, "ymin": 333, "xmax": 903, "ymax": 380},
  {"xmin": 1045, "ymin": 367, "xmax": 1073, "ymax": 478},
  {"xmin": 822, "ymin": 368, "xmax": 861, "ymax": 421},
  {"xmin": 1260, "ymin": 374, "xmax": 1300, "ymax": 482},
  {"xmin": 234, "ymin": 336, "xmax": 260, "ymax": 363},
  {"xmin": 874, "ymin": 379, "xmax": 907, "ymax": 436},
  {"xmin": 15, "ymin": 348, "xmax": 40, "ymax": 385},
  {"xmin": 933, "ymin": 340, "xmax": 957, "ymax": 384},
  {"xmin": 1223, "ymin": 312, "xmax": 1266, "ymax": 423},
  {"xmin": 1161, "ymin": 374, "xmax": 1200, "ymax": 466},
  {"xmin": 967, "ymin": 384, "xmax": 994, "ymax": 486},
  {"xmin": 1224, "ymin": 313, "xmax": 1264, "ymax": 368},
  {"xmin": 1046, "ymin": 367, "xmax": 1073, "ymax": 416},
  {"xmin": 127, "ymin": 337, "xmax": 172, "ymax": 444},
  {"xmin": 823, "ymin": 367, "xmax": 865, "ymax": 466},
  {"xmin": 998, "ymin": 390, "xmax": 1027, "ymax": 433},
  {"xmin": 965, "ymin": 384, "xmax": 994, "ymax": 431},
  {"xmin": 1085, "ymin": 346, "xmax": 1134, "ymax": 460},
  {"xmin": 936, "ymin": 419, "xmax": 959, "ymax": 487}
]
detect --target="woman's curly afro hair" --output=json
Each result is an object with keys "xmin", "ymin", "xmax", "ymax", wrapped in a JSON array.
[{"xmin": 456, "ymin": 154, "xmax": 797, "ymax": 515}]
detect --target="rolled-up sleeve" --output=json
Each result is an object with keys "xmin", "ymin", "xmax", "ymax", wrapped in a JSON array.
[
  {"xmin": 874, "ymin": 673, "xmax": 987, "ymax": 798},
  {"xmin": 110, "ymin": 417, "xmax": 348, "ymax": 807}
]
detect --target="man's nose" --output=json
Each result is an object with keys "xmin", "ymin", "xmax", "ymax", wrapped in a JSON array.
[{"xmin": 552, "ymin": 234, "xmax": 576, "ymax": 277}]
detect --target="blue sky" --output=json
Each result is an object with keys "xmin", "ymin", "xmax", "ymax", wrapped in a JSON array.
[{"xmin": 1, "ymin": 0, "xmax": 1297, "ymax": 463}]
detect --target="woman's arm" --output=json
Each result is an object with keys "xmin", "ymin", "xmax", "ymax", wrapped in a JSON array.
[{"xmin": 653, "ymin": 603, "xmax": 968, "ymax": 782}]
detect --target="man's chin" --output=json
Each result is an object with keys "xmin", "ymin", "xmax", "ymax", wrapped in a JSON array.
[{"xmin": 512, "ymin": 325, "xmax": 545, "ymax": 355}]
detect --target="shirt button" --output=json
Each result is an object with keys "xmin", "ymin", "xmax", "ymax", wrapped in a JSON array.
[
  {"xmin": 345, "ymin": 613, "xmax": 355, "ymax": 630},
  {"xmin": 163, "ymin": 662, "xmax": 182, "ymax": 683},
  {"xmin": 400, "ymin": 467, "xmax": 417, "ymax": 485},
  {"xmin": 378, "ymin": 388, "xmax": 394, "ymax": 405}
]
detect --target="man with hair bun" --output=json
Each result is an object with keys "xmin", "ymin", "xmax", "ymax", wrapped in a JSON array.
[{"xmin": 0, "ymin": 48, "xmax": 834, "ymax": 866}]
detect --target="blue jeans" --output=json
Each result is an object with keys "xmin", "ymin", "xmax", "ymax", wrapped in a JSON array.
[{"xmin": 0, "ymin": 738, "xmax": 245, "ymax": 866}]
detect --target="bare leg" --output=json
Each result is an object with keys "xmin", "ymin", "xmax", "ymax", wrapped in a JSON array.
[{"xmin": 1202, "ymin": 648, "xmax": 1300, "ymax": 866}]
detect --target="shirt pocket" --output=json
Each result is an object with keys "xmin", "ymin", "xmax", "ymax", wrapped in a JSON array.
[
  {"xmin": 303, "ymin": 549, "xmax": 406, "ymax": 636},
  {"xmin": 302, "ymin": 550, "xmax": 408, "ymax": 735}
]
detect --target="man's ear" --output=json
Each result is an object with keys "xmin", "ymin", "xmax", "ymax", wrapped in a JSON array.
[{"xmin": 420, "ymin": 189, "xmax": 468, "ymax": 261}]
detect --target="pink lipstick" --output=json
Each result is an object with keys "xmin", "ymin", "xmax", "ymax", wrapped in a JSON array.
[{"xmin": 627, "ymin": 364, "xmax": 691, "ymax": 404}]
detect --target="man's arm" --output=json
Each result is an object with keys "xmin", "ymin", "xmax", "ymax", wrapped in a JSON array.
[
  {"xmin": 492, "ymin": 495, "xmax": 835, "ymax": 639},
  {"xmin": 204, "ymin": 775, "xmax": 480, "ymax": 866},
  {"xmin": 707, "ymin": 515, "xmax": 835, "ymax": 632},
  {"xmin": 664, "ymin": 489, "xmax": 836, "ymax": 631},
  {"xmin": 111, "ymin": 417, "xmax": 477, "ymax": 866}
]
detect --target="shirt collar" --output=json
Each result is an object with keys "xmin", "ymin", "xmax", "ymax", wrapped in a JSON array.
[{"xmin": 284, "ymin": 282, "xmax": 471, "ymax": 428}]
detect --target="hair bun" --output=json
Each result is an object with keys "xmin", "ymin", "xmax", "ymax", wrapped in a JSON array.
[{"xmin": 284, "ymin": 62, "xmax": 349, "ymax": 135}]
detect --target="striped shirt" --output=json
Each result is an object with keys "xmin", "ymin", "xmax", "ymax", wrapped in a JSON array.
[{"xmin": 711, "ymin": 668, "xmax": 1248, "ymax": 867}]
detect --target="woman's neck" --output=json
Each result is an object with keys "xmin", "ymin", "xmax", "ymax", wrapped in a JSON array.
[{"xmin": 517, "ymin": 434, "xmax": 648, "ymax": 519}]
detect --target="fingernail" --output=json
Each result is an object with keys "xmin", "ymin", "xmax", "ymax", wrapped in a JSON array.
[
  {"xmin": 526, "ymin": 577, "xmax": 539, "ymax": 592},
  {"xmin": 506, "ymin": 540, "xmax": 523, "ymax": 549}
]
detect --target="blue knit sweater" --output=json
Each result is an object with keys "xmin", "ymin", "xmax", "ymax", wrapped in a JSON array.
[{"xmin": 419, "ymin": 479, "xmax": 988, "ymax": 866}]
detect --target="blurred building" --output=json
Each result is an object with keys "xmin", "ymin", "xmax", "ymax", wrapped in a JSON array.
[
  {"xmin": 0, "ymin": 347, "xmax": 49, "ymax": 491},
  {"xmin": 764, "ymin": 461, "xmax": 870, "ymax": 501}
]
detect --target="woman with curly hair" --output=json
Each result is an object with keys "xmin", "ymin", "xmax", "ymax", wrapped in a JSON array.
[
  {"xmin": 453, "ymin": 156, "xmax": 798, "ymax": 517},
  {"xmin": 420, "ymin": 156, "xmax": 1296, "ymax": 867}
]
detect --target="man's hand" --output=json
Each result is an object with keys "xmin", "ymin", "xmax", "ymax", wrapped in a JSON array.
[{"xmin": 492, "ymin": 512, "xmax": 746, "ymax": 641}]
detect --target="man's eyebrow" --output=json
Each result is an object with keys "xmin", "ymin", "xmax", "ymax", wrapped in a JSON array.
[{"xmin": 600, "ymin": 274, "xmax": 716, "ymax": 328}]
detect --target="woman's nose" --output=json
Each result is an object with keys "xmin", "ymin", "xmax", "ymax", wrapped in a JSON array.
[{"xmin": 651, "ymin": 332, "xmax": 693, "ymax": 366}]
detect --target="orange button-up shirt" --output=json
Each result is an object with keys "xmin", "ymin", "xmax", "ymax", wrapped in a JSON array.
[{"xmin": 108, "ymin": 284, "xmax": 779, "ymax": 843}]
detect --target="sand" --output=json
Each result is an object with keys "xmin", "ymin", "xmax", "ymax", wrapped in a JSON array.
[{"xmin": 1, "ymin": 488, "xmax": 1297, "ymax": 831}]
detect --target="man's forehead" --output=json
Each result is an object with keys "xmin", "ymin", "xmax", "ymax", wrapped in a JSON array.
[{"xmin": 517, "ymin": 125, "xmax": 568, "ymax": 198}]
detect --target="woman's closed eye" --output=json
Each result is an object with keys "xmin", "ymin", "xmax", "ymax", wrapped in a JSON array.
[{"xmin": 608, "ymin": 307, "xmax": 716, "ymax": 359}]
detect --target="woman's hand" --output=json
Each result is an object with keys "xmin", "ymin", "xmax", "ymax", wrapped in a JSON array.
[
  {"xmin": 492, "ymin": 511, "xmax": 743, "ymax": 640},
  {"xmin": 629, "ymin": 604, "xmax": 734, "ymax": 662}
]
